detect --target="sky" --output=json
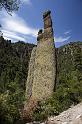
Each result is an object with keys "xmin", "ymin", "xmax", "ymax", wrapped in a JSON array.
[{"xmin": 0, "ymin": 0, "xmax": 82, "ymax": 47}]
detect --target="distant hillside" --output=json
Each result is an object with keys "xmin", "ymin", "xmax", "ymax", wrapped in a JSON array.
[{"xmin": 57, "ymin": 41, "xmax": 82, "ymax": 87}]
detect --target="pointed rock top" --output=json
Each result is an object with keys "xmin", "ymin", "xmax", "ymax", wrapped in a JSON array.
[{"xmin": 43, "ymin": 10, "xmax": 51, "ymax": 18}]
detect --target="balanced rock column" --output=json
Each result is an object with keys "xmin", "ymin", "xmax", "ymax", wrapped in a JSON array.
[
  {"xmin": 31, "ymin": 10, "xmax": 56, "ymax": 100},
  {"xmin": 23, "ymin": 10, "xmax": 56, "ymax": 120}
]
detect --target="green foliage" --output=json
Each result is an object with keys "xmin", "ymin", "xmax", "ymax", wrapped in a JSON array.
[
  {"xmin": 0, "ymin": 37, "xmax": 35, "ymax": 91},
  {"xmin": 0, "ymin": 82, "xmax": 25, "ymax": 124}
]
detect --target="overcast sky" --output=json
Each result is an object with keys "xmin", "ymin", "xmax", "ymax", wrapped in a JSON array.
[{"xmin": 0, "ymin": 0, "xmax": 82, "ymax": 47}]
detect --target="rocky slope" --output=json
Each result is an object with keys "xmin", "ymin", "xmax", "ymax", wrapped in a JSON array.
[{"xmin": 47, "ymin": 102, "xmax": 82, "ymax": 124}]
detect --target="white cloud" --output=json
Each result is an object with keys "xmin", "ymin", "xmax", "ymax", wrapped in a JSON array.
[
  {"xmin": 1, "ymin": 12, "xmax": 38, "ymax": 37},
  {"xmin": 55, "ymin": 30, "xmax": 71, "ymax": 43},
  {"xmin": 64, "ymin": 30, "xmax": 72, "ymax": 35},
  {"xmin": 2, "ymin": 30, "xmax": 26, "ymax": 41},
  {"xmin": 0, "ymin": 10, "xmax": 38, "ymax": 43},
  {"xmin": 55, "ymin": 36, "xmax": 71, "ymax": 42}
]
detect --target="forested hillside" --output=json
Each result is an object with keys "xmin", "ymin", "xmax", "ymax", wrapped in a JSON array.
[
  {"xmin": 57, "ymin": 41, "xmax": 82, "ymax": 84},
  {"xmin": 0, "ymin": 36, "xmax": 35, "ymax": 124},
  {"xmin": 0, "ymin": 36, "xmax": 35, "ymax": 90}
]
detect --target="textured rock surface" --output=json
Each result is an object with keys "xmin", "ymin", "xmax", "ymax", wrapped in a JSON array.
[{"xmin": 25, "ymin": 47, "xmax": 36, "ymax": 100}]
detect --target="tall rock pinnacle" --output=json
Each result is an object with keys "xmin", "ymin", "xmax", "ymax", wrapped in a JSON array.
[
  {"xmin": 31, "ymin": 10, "xmax": 56, "ymax": 100},
  {"xmin": 23, "ymin": 10, "xmax": 56, "ymax": 120}
]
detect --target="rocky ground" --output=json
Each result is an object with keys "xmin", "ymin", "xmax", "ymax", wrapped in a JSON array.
[
  {"xmin": 26, "ymin": 102, "xmax": 82, "ymax": 124},
  {"xmin": 47, "ymin": 102, "xmax": 82, "ymax": 124}
]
